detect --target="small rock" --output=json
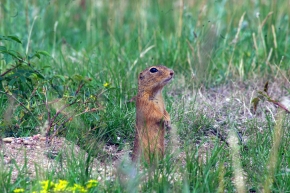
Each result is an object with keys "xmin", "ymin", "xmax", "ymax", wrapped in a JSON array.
[
  {"xmin": 33, "ymin": 134, "xmax": 41, "ymax": 140},
  {"xmin": 4, "ymin": 158, "xmax": 12, "ymax": 164},
  {"xmin": 3, "ymin": 138, "xmax": 14, "ymax": 143},
  {"xmin": 23, "ymin": 140, "xmax": 34, "ymax": 145},
  {"xmin": 16, "ymin": 139, "xmax": 23, "ymax": 144},
  {"xmin": 40, "ymin": 137, "xmax": 46, "ymax": 141}
]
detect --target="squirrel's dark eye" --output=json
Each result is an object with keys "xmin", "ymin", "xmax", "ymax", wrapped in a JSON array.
[{"xmin": 150, "ymin": 68, "xmax": 158, "ymax": 73}]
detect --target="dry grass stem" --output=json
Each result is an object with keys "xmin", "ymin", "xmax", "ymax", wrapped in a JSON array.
[
  {"xmin": 263, "ymin": 111, "xmax": 285, "ymax": 193},
  {"xmin": 227, "ymin": 131, "xmax": 246, "ymax": 193}
]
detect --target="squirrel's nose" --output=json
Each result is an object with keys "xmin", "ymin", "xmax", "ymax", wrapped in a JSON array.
[{"xmin": 169, "ymin": 70, "xmax": 174, "ymax": 76}]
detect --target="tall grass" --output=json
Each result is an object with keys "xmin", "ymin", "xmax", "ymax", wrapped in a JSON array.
[{"xmin": 1, "ymin": 0, "xmax": 289, "ymax": 82}]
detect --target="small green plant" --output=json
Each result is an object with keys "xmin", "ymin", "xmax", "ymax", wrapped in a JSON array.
[
  {"xmin": 0, "ymin": 35, "xmax": 102, "ymax": 144},
  {"xmin": 0, "ymin": 35, "xmax": 47, "ymax": 136},
  {"xmin": 252, "ymin": 82, "xmax": 290, "ymax": 113}
]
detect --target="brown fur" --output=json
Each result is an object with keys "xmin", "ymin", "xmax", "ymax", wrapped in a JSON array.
[{"xmin": 132, "ymin": 65, "xmax": 174, "ymax": 163}]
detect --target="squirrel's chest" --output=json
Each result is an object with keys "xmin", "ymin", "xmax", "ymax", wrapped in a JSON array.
[
  {"xmin": 152, "ymin": 99, "xmax": 165, "ymax": 112},
  {"xmin": 136, "ymin": 99, "xmax": 164, "ymax": 117}
]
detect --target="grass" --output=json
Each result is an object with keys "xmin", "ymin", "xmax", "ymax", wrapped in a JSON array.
[{"xmin": 0, "ymin": 0, "xmax": 290, "ymax": 192}]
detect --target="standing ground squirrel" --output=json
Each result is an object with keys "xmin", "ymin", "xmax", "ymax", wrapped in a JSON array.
[{"xmin": 132, "ymin": 65, "xmax": 174, "ymax": 162}]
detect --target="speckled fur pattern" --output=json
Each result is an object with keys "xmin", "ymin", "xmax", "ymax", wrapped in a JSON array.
[{"xmin": 132, "ymin": 65, "xmax": 174, "ymax": 163}]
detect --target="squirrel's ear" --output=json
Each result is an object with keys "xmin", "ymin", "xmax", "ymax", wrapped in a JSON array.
[{"xmin": 139, "ymin": 73, "xmax": 144, "ymax": 80}]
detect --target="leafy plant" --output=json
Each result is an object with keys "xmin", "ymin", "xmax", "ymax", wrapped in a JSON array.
[
  {"xmin": 252, "ymin": 82, "xmax": 290, "ymax": 113},
  {"xmin": 0, "ymin": 35, "xmax": 101, "ymax": 144}
]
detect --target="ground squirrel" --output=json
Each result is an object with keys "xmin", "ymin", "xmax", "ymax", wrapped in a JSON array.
[{"xmin": 132, "ymin": 65, "xmax": 174, "ymax": 162}]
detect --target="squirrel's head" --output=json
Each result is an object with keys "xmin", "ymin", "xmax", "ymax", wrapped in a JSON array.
[{"xmin": 138, "ymin": 65, "xmax": 174, "ymax": 92}]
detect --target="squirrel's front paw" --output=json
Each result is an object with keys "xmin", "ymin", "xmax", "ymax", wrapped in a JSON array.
[{"xmin": 164, "ymin": 120, "xmax": 172, "ymax": 131}]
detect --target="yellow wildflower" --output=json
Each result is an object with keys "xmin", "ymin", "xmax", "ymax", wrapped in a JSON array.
[
  {"xmin": 86, "ymin": 179, "xmax": 98, "ymax": 189},
  {"xmin": 40, "ymin": 180, "xmax": 54, "ymax": 191},
  {"xmin": 103, "ymin": 82, "xmax": 110, "ymax": 88},
  {"xmin": 13, "ymin": 189, "xmax": 25, "ymax": 193},
  {"xmin": 69, "ymin": 184, "xmax": 87, "ymax": 193},
  {"xmin": 53, "ymin": 180, "xmax": 69, "ymax": 191}
]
